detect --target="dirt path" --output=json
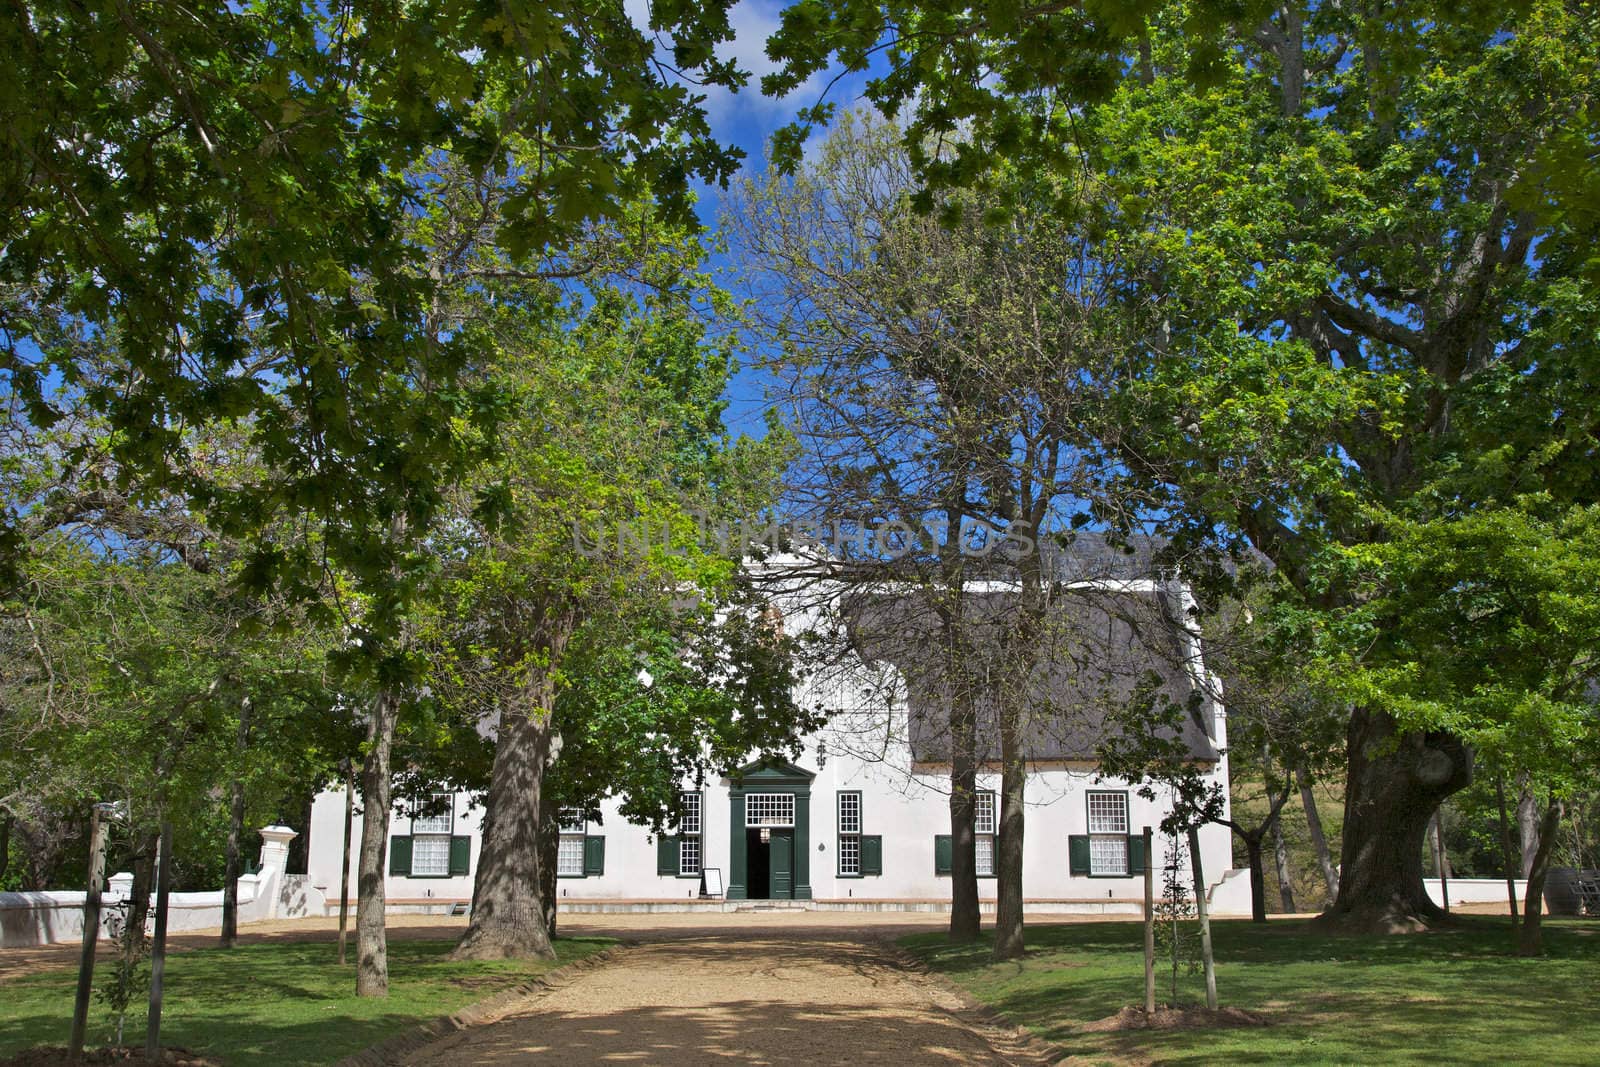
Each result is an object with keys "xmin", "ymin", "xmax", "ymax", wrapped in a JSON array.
[{"xmin": 400, "ymin": 914, "xmax": 1046, "ymax": 1066}]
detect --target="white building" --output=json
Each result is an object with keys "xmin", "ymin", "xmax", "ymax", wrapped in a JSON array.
[{"xmin": 306, "ymin": 549, "xmax": 1235, "ymax": 913}]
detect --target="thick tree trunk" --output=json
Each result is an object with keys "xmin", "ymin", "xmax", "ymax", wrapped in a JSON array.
[
  {"xmin": 222, "ymin": 695, "xmax": 253, "ymax": 947},
  {"xmin": 355, "ymin": 687, "xmax": 399, "ymax": 997},
  {"xmin": 1296, "ymin": 765, "xmax": 1339, "ymax": 902},
  {"xmin": 1271, "ymin": 794, "xmax": 1297, "ymax": 913},
  {"xmin": 1318, "ymin": 707, "xmax": 1471, "ymax": 931},
  {"xmin": 1519, "ymin": 797, "xmax": 1564, "ymax": 957},
  {"xmin": 538, "ymin": 813, "xmax": 559, "ymax": 941},
  {"xmin": 948, "ymin": 701, "xmax": 981, "ymax": 942},
  {"xmin": 453, "ymin": 670, "xmax": 561, "ymax": 961},
  {"xmin": 1516, "ymin": 781, "xmax": 1540, "ymax": 877},
  {"xmin": 992, "ymin": 716, "xmax": 1026, "ymax": 960}
]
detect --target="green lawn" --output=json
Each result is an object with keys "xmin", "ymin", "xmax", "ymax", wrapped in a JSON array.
[
  {"xmin": 0, "ymin": 935, "xmax": 612, "ymax": 1066},
  {"xmin": 902, "ymin": 917, "xmax": 1600, "ymax": 1065}
]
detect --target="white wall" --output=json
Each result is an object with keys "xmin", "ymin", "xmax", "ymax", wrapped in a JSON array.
[{"xmin": 0, "ymin": 826, "xmax": 318, "ymax": 948}]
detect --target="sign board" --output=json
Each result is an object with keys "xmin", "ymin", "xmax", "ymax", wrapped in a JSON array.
[{"xmin": 701, "ymin": 867, "xmax": 724, "ymax": 898}]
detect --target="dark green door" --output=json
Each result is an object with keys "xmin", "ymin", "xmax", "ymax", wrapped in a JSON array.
[{"xmin": 770, "ymin": 830, "xmax": 794, "ymax": 899}]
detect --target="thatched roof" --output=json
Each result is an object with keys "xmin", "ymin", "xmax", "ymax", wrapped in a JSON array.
[{"xmin": 844, "ymin": 546, "xmax": 1220, "ymax": 764}]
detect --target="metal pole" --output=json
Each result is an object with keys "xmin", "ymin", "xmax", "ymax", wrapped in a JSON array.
[
  {"xmin": 145, "ymin": 820, "xmax": 174, "ymax": 1060},
  {"xmin": 69, "ymin": 804, "xmax": 110, "ymax": 1060},
  {"xmin": 1495, "ymin": 776, "xmax": 1520, "ymax": 920},
  {"xmin": 338, "ymin": 764, "xmax": 355, "ymax": 965},
  {"xmin": 1187, "ymin": 825, "xmax": 1218, "ymax": 1011},
  {"xmin": 1142, "ymin": 826, "xmax": 1155, "ymax": 1013}
]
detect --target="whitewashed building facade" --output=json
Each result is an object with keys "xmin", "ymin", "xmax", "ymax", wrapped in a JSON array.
[{"xmin": 306, "ymin": 547, "xmax": 1235, "ymax": 912}]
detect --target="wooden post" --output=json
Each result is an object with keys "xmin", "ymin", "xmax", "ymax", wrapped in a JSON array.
[
  {"xmin": 145, "ymin": 820, "xmax": 174, "ymax": 1060},
  {"xmin": 1495, "ymin": 777, "xmax": 1520, "ymax": 920},
  {"xmin": 69, "ymin": 803, "xmax": 111, "ymax": 1061},
  {"xmin": 1187, "ymin": 826, "xmax": 1218, "ymax": 1011},
  {"xmin": 338, "ymin": 765, "xmax": 355, "ymax": 965},
  {"xmin": 1142, "ymin": 826, "xmax": 1155, "ymax": 1014}
]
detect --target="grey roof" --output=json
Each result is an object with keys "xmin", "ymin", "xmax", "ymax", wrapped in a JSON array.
[{"xmin": 845, "ymin": 579, "xmax": 1220, "ymax": 764}]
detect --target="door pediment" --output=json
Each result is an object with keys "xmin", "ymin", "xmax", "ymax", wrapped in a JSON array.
[{"xmin": 728, "ymin": 759, "xmax": 815, "ymax": 788}]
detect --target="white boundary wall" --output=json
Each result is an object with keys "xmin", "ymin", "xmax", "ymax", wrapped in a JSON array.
[{"xmin": 0, "ymin": 826, "xmax": 325, "ymax": 948}]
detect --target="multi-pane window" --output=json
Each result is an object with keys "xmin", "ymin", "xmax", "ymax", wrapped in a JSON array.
[
  {"xmin": 557, "ymin": 808, "xmax": 585, "ymax": 877},
  {"xmin": 838, "ymin": 792, "xmax": 862, "ymax": 876},
  {"xmin": 411, "ymin": 795, "xmax": 453, "ymax": 876},
  {"xmin": 557, "ymin": 834, "xmax": 586, "ymax": 877},
  {"xmin": 975, "ymin": 790, "xmax": 997, "ymax": 877},
  {"xmin": 1087, "ymin": 791, "xmax": 1130, "ymax": 876},
  {"xmin": 745, "ymin": 792, "xmax": 795, "ymax": 828},
  {"xmin": 411, "ymin": 835, "xmax": 450, "ymax": 876},
  {"xmin": 678, "ymin": 791, "xmax": 702, "ymax": 875}
]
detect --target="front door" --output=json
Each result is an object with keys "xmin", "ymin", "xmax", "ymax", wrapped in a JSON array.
[
  {"xmin": 769, "ymin": 829, "xmax": 793, "ymax": 899},
  {"xmin": 745, "ymin": 829, "xmax": 771, "ymax": 899}
]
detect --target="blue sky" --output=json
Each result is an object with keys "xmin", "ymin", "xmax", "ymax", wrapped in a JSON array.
[{"xmin": 626, "ymin": 0, "xmax": 874, "ymax": 438}]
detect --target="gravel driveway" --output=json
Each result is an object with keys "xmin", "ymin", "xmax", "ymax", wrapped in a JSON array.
[{"xmin": 398, "ymin": 912, "xmax": 1049, "ymax": 1066}]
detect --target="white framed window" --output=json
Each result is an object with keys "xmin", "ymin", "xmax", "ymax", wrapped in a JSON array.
[
  {"xmin": 411, "ymin": 794, "xmax": 453, "ymax": 876},
  {"xmin": 679, "ymin": 835, "xmax": 702, "ymax": 876},
  {"xmin": 975, "ymin": 790, "xmax": 996, "ymax": 877},
  {"xmin": 557, "ymin": 834, "xmax": 586, "ymax": 877},
  {"xmin": 838, "ymin": 792, "xmax": 862, "ymax": 834},
  {"xmin": 411, "ymin": 833, "xmax": 451, "ymax": 876},
  {"xmin": 411, "ymin": 795, "xmax": 453, "ymax": 835},
  {"xmin": 838, "ymin": 791, "xmax": 862, "ymax": 876},
  {"xmin": 678, "ymin": 791, "xmax": 702, "ymax": 875},
  {"xmin": 745, "ymin": 792, "xmax": 795, "ymax": 828},
  {"xmin": 558, "ymin": 808, "xmax": 586, "ymax": 832},
  {"xmin": 1087, "ymin": 791, "xmax": 1130, "ymax": 876}
]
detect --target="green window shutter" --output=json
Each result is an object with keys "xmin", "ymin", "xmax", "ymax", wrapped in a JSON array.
[
  {"xmin": 1127, "ymin": 834, "xmax": 1146, "ymax": 875},
  {"xmin": 389, "ymin": 835, "xmax": 412, "ymax": 876},
  {"xmin": 448, "ymin": 836, "xmax": 471, "ymax": 876},
  {"xmin": 657, "ymin": 835, "xmax": 679, "ymax": 876},
  {"xmin": 584, "ymin": 835, "xmax": 606, "ymax": 877},
  {"xmin": 861, "ymin": 835, "xmax": 883, "ymax": 876},
  {"xmin": 934, "ymin": 834, "xmax": 953, "ymax": 876},
  {"xmin": 1068, "ymin": 835, "xmax": 1091, "ymax": 876}
]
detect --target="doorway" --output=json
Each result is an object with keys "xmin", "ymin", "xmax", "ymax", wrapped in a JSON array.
[{"xmin": 743, "ymin": 828, "xmax": 794, "ymax": 900}]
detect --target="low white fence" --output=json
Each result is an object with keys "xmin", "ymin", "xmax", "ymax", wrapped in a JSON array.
[{"xmin": 0, "ymin": 826, "xmax": 325, "ymax": 948}]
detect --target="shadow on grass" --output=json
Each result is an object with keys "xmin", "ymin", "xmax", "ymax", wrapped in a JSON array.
[
  {"xmin": 903, "ymin": 917, "xmax": 1600, "ymax": 1064},
  {"xmin": 0, "ymin": 936, "xmax": 614, "ymax": 1067}
]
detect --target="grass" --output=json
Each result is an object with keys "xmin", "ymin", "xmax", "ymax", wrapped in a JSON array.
[
  {"xmin": 0, "ymin": 935, "xmax": 613, "ymax": 1066},
  {"xmin": 902, "ymin": 916, "xmax": 1600, "ymax": 1065}
]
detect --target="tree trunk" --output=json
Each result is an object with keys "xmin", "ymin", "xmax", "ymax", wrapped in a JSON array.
[
  {"xmin": 1243, "ymin": 833, "xmax": 1267, "ymax": 923},
  {"xmin": 1317, "ymin": 707, "xmax": 1471, "ymax": 931},
  {"xmin": 538, "ymin": 813, "xmax": 559, "ymax": 941},
  {"xmin": 1516, "ymin": 781, "xmax": 1540, "ymax": 877},
  {"xmin": 126, "ymin": 824, "xmax": 160, "ymax": 941},
  {"xmin": 992, "ymin": 713, "xmax": 1026, "ymax": 960},
  {"xmin": 355, "ymin": 687, "xmax": 400, "ymax": 997},
  {"xmin": 1187, "ymin": 826, "xmax": 1218, "ymax": 1010},
  {"xmin": 1296, "ymin": 765, "xmax": 1338, "ymax": 902},
  {"xmin": 453, "ymin": 668, "xmax": 561, "ymax": 961},
  {"xmin": 948, "ymin": 700, "xmax": 981, "ymax": 942},
  {"xmin": 222, "ymin": 695, "xmax": 254, "ymax": 947},
  {"xmin": 1271, "ymin": 792, "xmax": 1297, "ymax": 913},
  {"xmin": 1519, "ymin": 796, "xmax": 1564, "ymax": 957}
]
